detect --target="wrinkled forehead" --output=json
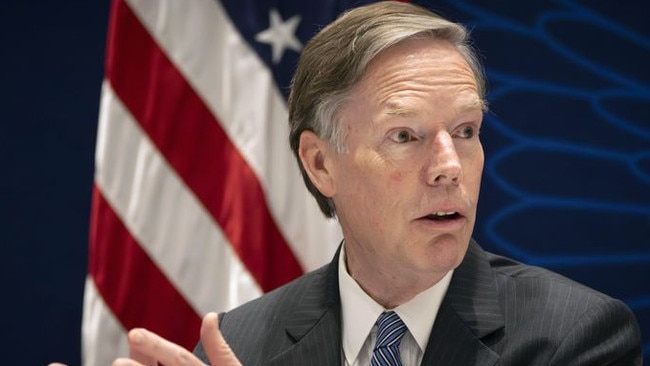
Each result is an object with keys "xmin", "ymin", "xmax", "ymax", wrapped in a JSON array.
[
  {"xmin": 356, "ymin": 31, "xmax": 486, "ymax": 101},
  {"xmin": 355, "ymin": 37, "xmax": 482, "ymax": 101}
]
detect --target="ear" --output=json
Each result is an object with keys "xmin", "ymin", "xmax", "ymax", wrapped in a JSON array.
[{"xmin": 298, "ymin": 130, "xmax": 337, "ymax": 198}]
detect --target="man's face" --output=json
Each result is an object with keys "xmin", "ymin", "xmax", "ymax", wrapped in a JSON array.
[{"xmin": 329, "ymin": 38, "xmax": 484, "ymax": 283}]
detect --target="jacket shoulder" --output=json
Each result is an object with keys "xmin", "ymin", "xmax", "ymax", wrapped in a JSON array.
[
  {"xmin": 225, "ymin": 264, "xmax": 329, "ymax": 321},
  {"xmin": 484, "ymin": 251, "xmax": 642, "ymax": 364},
  {"xmin": 195, "ymin": 263, "xmax": 334, "ymax": 365}
]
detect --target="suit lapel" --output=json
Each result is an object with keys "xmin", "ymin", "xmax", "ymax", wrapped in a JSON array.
[
  {"xmin": 268, "ymin": 247, "xmax": 342, "ymax": 366},
  {"xmin": 422, "ymin": 240, "xmax": 504, "ymax": 365}
]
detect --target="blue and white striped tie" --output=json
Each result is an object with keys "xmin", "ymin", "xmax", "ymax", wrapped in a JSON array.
[{"xmin": 370, "ymin": 311, "xmax": 407, "ymax": 366}]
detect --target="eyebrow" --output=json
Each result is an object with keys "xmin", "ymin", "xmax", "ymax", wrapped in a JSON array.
[{"xmin": 468, "ymin": 98, "xmax": 489, "ymax": 112}]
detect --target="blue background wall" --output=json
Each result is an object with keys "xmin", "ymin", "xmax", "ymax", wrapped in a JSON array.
[{"xmin": 0, "ymin": 0, "xmax": 647, "ymax": 364}]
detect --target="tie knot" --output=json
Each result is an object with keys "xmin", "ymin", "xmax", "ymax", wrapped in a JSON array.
[{"xmin": 375, "ymin": 311, "xmax": 407, "ymax": 349}]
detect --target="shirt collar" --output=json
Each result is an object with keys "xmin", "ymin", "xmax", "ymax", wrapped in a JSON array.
[
  {"xmin": 338, "ymin": 245, "xmax": 453, "ymax": 364},
  {"xmin": 393, "ymin": 269, "xmax": 453, "ymax": 351}
]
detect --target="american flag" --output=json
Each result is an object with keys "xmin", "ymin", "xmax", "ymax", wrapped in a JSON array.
[{"xmin": 80, "ymin": 0, "xmax": 390, "ymax": 363}]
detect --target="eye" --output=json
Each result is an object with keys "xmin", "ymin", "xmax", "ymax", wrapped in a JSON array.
[
  {"xmin": 455, "ymin": 125, "xmax": 478, "ymax": 139},
  {"xmin": 388, "ymin": 129, "xmax": 417, "ymax": 144}
]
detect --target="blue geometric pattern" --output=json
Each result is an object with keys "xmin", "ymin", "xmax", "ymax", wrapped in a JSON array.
[
  {"xmin": 417, "ymin": 0, "xmax": 650, "ymax": 360},
  {"xmin": 371, "ymin": 311, "xmax": 407, "ymax": 366}
]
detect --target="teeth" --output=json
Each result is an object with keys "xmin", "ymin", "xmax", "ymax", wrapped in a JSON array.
[{"xmin": 433, "ymin": 211, "xmax": 456, "ymax": 216}]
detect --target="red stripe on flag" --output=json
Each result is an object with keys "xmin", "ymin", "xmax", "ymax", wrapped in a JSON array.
[
  {"xmin": 88, "ymin": 185, "xmax": 202, "ymax": 349},
  {"xmin": 104, "ymin": 0, "xmax": 304, "ymax": 291}
]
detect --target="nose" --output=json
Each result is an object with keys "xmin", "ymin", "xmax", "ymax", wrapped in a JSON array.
[{"xmin": 425, "ymin": 132, "xmax": 462, "ymax": 186}]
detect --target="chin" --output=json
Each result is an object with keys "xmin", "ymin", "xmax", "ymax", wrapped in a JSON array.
[{"xmin": 422, "ymin": 235, "xmax": 469, "ymax": 270}]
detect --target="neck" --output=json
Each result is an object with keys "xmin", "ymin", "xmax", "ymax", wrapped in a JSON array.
[{"xmin": 344, "ymin": 246, "xmax": 447, "ymax": 309}]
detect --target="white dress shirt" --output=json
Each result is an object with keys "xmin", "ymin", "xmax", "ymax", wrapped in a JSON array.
[{"xmin": 338, "ymin": 246, "xmax": 453, "ymax": 366}]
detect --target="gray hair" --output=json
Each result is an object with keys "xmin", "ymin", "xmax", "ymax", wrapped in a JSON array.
[{"xmin": 288, "ymin": 1, "xmax": 486, "ymax": 218}]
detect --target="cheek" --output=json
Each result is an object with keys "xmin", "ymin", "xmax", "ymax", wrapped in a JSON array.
[
  {"xmin": 467, "ymin": 158, "xmax": 483, "ymax": 182},
  {"xmin": 463, "ymin": 151, "xmax": 484, "ymax": 204},
  {"xmin": 473, "ymin": 149, "xmax": 485, "ymax": 183},
  {"xmin": 461, "ymin": 145, "xmax": 484, "ymax": 179},
  {"xmin": 388, "ymin": 170, "xmax": 407, "ymax": 184},
  {"xmin": 354, "ymin": 160, "xmax": 404, "ymax": 215}
]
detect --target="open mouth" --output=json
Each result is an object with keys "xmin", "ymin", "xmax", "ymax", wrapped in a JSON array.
[{"xmin": 422, "ymin": 211, "xmax": 462, "ymax": 221}]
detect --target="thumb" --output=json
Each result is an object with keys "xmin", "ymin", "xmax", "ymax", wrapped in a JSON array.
[{"xmin": 200, "ymin": 312, "xmax": 242, "ymax": 366}]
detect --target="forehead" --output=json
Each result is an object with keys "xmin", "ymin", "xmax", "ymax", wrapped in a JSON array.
[{"xmin": 354, "ymin": 37, "xmax": 481, "ymax": 104}]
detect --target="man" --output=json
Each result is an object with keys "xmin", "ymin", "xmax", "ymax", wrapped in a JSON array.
[{"xmin": 108, "ymin": 1, "xmax": 642, "ymax": 365}]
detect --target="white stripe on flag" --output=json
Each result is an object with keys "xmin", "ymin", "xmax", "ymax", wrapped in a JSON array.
[{"xmin": 82, "ymin": 277, "xmax": 129, "ymax": 366}]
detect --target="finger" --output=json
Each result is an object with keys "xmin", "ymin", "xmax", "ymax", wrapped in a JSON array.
[
  {"xmin": 200, "ymin": 313, "xmax": 242, "ymax": 366},
  {"xmin": 112, "ymin": 358, "xmax": 144, "ymax": 366},
  {"xmin": 127, "ymin": 329, "xmax": 159, "ymax": 366},
  {"xmin": 128, "ymin": 328, "xmax": 204, "ymax": 366}
]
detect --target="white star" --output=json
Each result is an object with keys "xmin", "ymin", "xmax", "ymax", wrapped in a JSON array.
[{"xmin": 255, "ymin": 8, "xmax": 303, "ymax": 64}]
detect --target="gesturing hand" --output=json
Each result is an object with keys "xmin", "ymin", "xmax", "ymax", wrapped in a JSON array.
[
  {"xmin": 50, "ymin": 312, "xmax": 242, "ymax": 366},
  {"xmin": 111, "ymin": 312, "xmax": 241, "ymax": 366}
]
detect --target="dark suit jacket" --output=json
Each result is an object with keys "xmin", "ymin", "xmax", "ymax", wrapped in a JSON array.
[{"xmin": 196, "ymin": 240, "xmax": 642, "ymax": 365}]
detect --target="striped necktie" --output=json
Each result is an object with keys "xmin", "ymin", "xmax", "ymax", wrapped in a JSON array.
[{"xmin": 370, "ymin": 311, "xmax": 407, "ymax": 366}]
